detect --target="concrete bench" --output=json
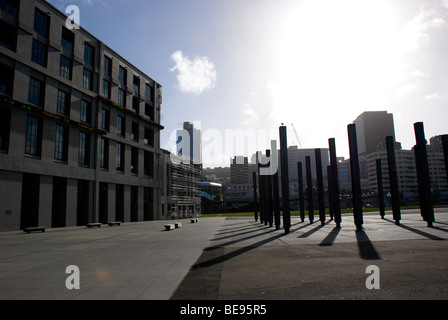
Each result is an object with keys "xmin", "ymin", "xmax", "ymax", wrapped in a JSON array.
[
  {"xmin": 108, "ymin": 222, "xmax": 121, "ymax": 226},
  {"xmin": 174, "ymin": 222, "xmax": 182, "ymax": 229},
  {"xmin": 165, "ymin": 224, "xmax": 175, "ymax": 231},
  {"xmin": 87, "ymin": 223, "xmax": 102, "ymax": 228},
  {"xmin": 24, "ymin": 227, "xmax": 46, "ymax": 234},
  {"xmin": 190, "ymin": 219, "xmax": 198, "ymax": 223}
]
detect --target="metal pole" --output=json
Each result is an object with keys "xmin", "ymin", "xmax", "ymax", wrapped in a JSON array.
[
  {"xmin": 329, "ymin": 138, "xmax": 341, "ymax": 228},
  {"xmin": 266, "ymin": 149, "xmax": 273, "ymax": 227},
  {"xmin": 347, "ymin": 124, "xmax": 363, "ymax": 231},
  {"xmin": 315, "ymin": 149, "xmax": 326, "ymax": 225},
  {"xmin": 298, "ymin": 162, "xmax": 305, "ymax": 223},
  {"xmin": 306, "ymin": 156, "xmax": 314, "ymax": 224},
  {"xmin": 386, "ymin": 136, "xmax": 401, "ymax": 225},
  {"xmin": 442, "ymin": 135, "xmax": 448, "ymax": 189},
  {"xmin": 327, "ymin": 165, "xmax": 334, "ymax": 221},
  {"xmin": 414, "ymin": 122, "xmax": 435, "ymax": 227},
  {"xmin": 279, "ymin": 126, "xmax": 291, "ymax": 234},
  {"xmin": 253, "ymin": 171, "xmax": 258, "ymax": 222},
  {"xmin": 376, "ymin": 159, "xmax": 385, "ymax": 219},
  {"xmin": 273, "ymin": 171, "xmax": 281, "ymax": 230}
]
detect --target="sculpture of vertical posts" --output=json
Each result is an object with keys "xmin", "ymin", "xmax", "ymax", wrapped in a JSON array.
[
  {"xmin": 442, "ymin": 135, "xmax": 448, "ymax": 188},
  {"xmin": 298, "ymin": 162, "xmax": 305, "ymax": 223},
  {"xmin": 315, "ymin": 149, "xmax": 326, "ymax": 226},
  {"xmin": 414, "ymin": 146, "xmax": 426, "ymax": 221},
  {"xmin": 414, "ymin": 122, "xmax": 435, "ymax": 227},
  {"xmin": 376, "ymin": 159, "xmax": 386, "ymax": 219},
  {"xmin": 327, "ymin": 166, "xmax": 334, "ymax": 221},
  {"xmin": 266, "ymin": 150, "xmax": 274, "ymax": 227},
  {"xmin": 329, "ymin": 138, "xmax": 341, "ymax": 228},
  {"xmin": 253, "ymin": 172, "xmax": 258, "ymax": 222},
  {"xmin": 306, "ymin": 156, "xmax": 314, "ymax": 224},
  {"xmin": 273, "ymin": 171, "xmax": 281, "ymax": 230},
  {"xmin": 386, "ymin": 136, "xmax": 401, "ymax": 225},
  {"xmin": 347, "ymin": 124, "xmax": 363, "ymax": 231},
  {"xmin": 279, "ymin": 126, "xmax": 291, "ymax": 234}
]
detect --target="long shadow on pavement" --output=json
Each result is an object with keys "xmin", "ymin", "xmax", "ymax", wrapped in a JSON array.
[{"xmin": 384, "ymin": 218, "xmax": 446, "ymax": 240}]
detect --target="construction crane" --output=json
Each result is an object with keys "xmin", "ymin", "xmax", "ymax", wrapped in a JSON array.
[{"xmin": 291, "ymin": 123, "xmax": 303, "ymax": 149}]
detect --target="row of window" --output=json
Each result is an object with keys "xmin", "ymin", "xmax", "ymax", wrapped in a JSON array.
[{"xmin": 22, "ymin": 114, "xmax": 154, "ymax": 176}]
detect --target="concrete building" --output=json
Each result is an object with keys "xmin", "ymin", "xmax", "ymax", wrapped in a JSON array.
[
  {"xmin": 353, "ymin": 111, "xmax": 396, "ymax": 156},
  {"xmin": 0, "ymin": 0, "xmax": 164, "ymax": 231},
  {"xmin": 176, "ymin": 121, "xmax": 202, "ymax": 165}
]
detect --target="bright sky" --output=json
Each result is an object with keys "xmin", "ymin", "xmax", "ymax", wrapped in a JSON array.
[{"xmin": 48, "ymin": 0, "xmax": 448, "ymax": 167}]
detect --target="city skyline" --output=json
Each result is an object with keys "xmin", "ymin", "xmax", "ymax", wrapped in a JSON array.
[{"xmin": 47, "ymin": 0, "xmax": 448, "ymax": 167}]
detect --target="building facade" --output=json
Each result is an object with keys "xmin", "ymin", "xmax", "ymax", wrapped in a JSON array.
[{"xmin": 0, "ymin": 0, "xmax": 164, "ymax": 231}]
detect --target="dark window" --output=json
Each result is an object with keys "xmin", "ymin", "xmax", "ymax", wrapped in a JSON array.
[
  {"xmin": 131, "ymin": 147, "xmax": 138, "ymax": 175},
  {"xmin": 145, "ymin": 103, "xmax": 154, "ymax": 120},
  {"xmin": 103, "ymin": 56, "xmax": 112, "ymax": 77},
  {"xmin": 82, "ymin": 68, "xmax": 92, "ymax": 90},
  {"xmin": 31, "ymin": 39, "xmax": 47, "ymax": 67},
  {"xmin": 0, "ymin": 106, "xmax": 11, "ymax": 153},
  {"xmin": 116, "ymin": 142, "xmax": 124, "ymax": 172},
  {"xmin": 56, "ymin": 89, "xmax": 70, "ymax": 116},
  {"xmin": 79, "ymin": 131, "xmax": 90, "ymax": 165},
  {"xmin": 100, "ymin": 108, "xmax": 110, "ymax": 131},
  {"xmin": 0, "ymin": 20, "xmax": 17, "ymax": 52},
  {"xmin": 24, "ymin": 115, "xmax": 42, "ymax": 157},
  {"xmin": 0, "ymin": 63, "xmax": 14, "ymax": 96},
  {"xmin": 131, "ymin": 122, "xmax": 139, "ymax": 141},
  {"xmin": 118, "ymin": 88, "xmax": 126, "ymax": 107},
  {"xmin": 54, "ymin": 124, "xmax": 68, "ymax": 161},
  {"xmin": 28, "ymin": 77, "xmax": 44, "ymax": 107},
  {"xmin": 132, "ymin": 97, "xmax": 139, "ymax": 114},
  {"xmin": 133, "ymin": 76, "xmax": 140, "ymax": 96},
  {"xmin": 61, "ymin": 27, "xmax": 74, "ymax": 53},
  {"xmin": 59, "ymin": 55, "xmax": 72, "ymax": 80},
  {"xmin": 99, "ymin": 137, "xmax": 109, "ymax": 169},
  {"xmin": 33, "ymin": 8, "xmax": 49, "ymax": 38},
  {"xmin": 117, "ymin": 115, "xmax": 125, "ymax": 136},
  {"xmin": 119, "ymin": 66, "xmax": 127, "ymax": 86},
  {"xmin": 144, "ymin": 151, "xmax": 153, "ymax": 177},
  {"xmin": 0, "ymin": 0, "xmax": 19, "ymax": 18},
  {"xmin": 80, "ymin": 100, "xmax": 91, "ymax": 124},
  {"xmin": 102, "ymin": 79, "xmax": 111, "ymax": 99},
  {"xmin": 144, "ymin": 127, "xmax": 154, "ymax": 147},
  {"xmin": 145, "ymin": 84, "xmax": 153, "ymax": 102},
  {"xmin": 84, "ymin": 43, "xmax": 94, "ymax": 66}
]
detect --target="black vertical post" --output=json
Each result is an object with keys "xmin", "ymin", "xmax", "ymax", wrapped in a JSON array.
[
  {"xmin": 414, "ymin": 146, "xmax": 426, "ymax": 220},
  {"xmin": 266, "ymin": 150, "xmax": 273, "ymax": 227},
  {"xmin": 306, "ymin": 156, "xmax": 314, "ymax": 224},
  {"xmin": 279, "ymin": 126, "xmax": 291, "ymax": 234},
  {"xmin": 347, "ymin": 124, "xmax": 363, "ymax": 231},
  {"xmin": 414, "ymin": 122, "xmax": 435, "ymax": 227},
  {"xmin": 327, "ymin": 166, "xmax": 334, "ymax": 221},
  {"xmin": 315, "ymin": 149, "xmax": 326, "ymax": 225},
  {"xmin": 329, "ymin": 138, "xmax": 341, "ymax": 228},
  {"xmin": 253, "ymin": 172, "xmax": 258, "ymax": 222},
  {"xmin": 273, "ymin": 171, "xmax": 281, "ymax": 230},
  {"xmin": 376, "ymin": 159, "xmax": 386, "ymax": 219},
  {"xmin": 258, "ymin": 159, "xmax": 265, "ymax": 225},
  {"xmin": 298, "ymin": 162, "xmax": 305, "ymax": 223},
  {"xmin": 386, "ymin": 136, "xmax": 401, "ymax": 225},
  {"xmin": 442, "ymin": 135, "xmax": 448, "ymax": 188}
]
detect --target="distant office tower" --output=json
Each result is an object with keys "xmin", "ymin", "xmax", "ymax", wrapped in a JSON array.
[
  {"xmin": 177, "ymin": 121, "xmax": 202, "ymax": 164},
  {"xmin": 353, "ymin": 111, "xmax": 396, "ymax": 156},
  {"xmin": 230, "ymin": 156, "xmax": 252, "ymax": 185}
]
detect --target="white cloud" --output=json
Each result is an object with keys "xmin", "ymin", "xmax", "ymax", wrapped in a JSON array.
[
  {"xmin": 396, "ymin": 84, "xmax": 419, "ymax": 99},
  {"xmin": 425, "ymin": 93, "xmax": 439, "ymax": 100},
  {"xmin": 170, "ymin": 50, "xmax": 217, "ymax": 95},
  {"xmin": 241, "ymin": 103, "xmax": 259, "ymax": 125}
]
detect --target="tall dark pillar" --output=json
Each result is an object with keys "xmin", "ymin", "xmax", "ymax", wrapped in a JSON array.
[
  {"xmin": 376, "ymin": 159, "xmax": 385, "ymax": 219},
  {"xmin": 327, "ymin": 166, "xmax": 334, "ymax": 221},
  {"xmin": 329, "ymin": 138, "xmax": 341, "ymax": 228},
  {"xmin": 414, "ymin": 146, "xmax": 426, "ymax": 220},
  {"xmin": 266, "ymin": 150, "xmax": 273, "ymax": 227},
  {"xmin": 306, "ymin": 156, "xmax": 314, "ymax": 224},
  {"xmin": 414, "ymin": 122, "xmax": 435, "ymax": 227},
  {"xmin": 273, "ymin": 171, "xmax": 281, "ymax": 230},
  {"xmin": 315, "ymin": 149, "xmax": 326, "ymax": 225},
  {"xmin": 253, "ymin": 172, "xmax": 258, "ymax": 222},
  {"xmin": 258, "ymin": 160, "xmax": 265, "ymax": 224},
  {"xmin": 298, "ymin": 162, "xmax": 305, "ymax": 223},
  {"xmin": 347, "ymin": 124, "xmax": 363, "ymax": 231},
  {"xmin": 386, "ymin": 136, "xmax": 401, "ymax": 225},
  {"xmin": 279, "ymin": 126, "xmax": 291, "ymax": 234},
  {"xmin": 442, "ymin": 135, "xmax": 448, "ymax": 188}
]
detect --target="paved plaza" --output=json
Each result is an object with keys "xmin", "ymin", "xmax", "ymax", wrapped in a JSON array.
[{"xmin": 0, "ymin": 209, "xmax": 447, "ymax": 300}]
